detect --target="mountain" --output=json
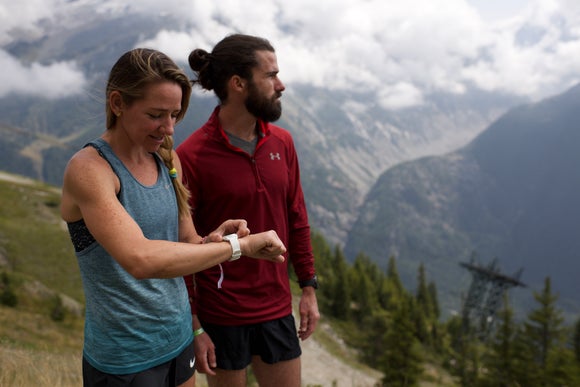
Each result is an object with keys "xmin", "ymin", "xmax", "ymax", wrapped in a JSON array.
[
  {"xmin": 0, "ymin": 1, "xmax": 526, "ymax": 246},
  {"xmin": 344, "ymin": 83, "xmax": 580, "ymax": 319}
]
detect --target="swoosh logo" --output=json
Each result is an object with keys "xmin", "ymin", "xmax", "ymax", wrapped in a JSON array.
[{"xmin": 189, "ymin": 358, "xmax": 195, "ymax": 368}]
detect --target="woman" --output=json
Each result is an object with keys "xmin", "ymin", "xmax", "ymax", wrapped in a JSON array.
[{"xmin": 60, "ymin": 48, "xmax": 286, "ymax": 387}]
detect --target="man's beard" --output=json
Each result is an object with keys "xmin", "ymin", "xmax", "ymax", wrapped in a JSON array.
[{"xmin": 244, "ymin": 81, "xmax": 282, "ymax": 122}]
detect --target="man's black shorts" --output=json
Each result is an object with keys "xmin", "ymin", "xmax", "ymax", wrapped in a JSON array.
[
  {"xmin": 201, "ymin": 314, "xmax": 302, "ymax": 370},
  {"xmin": 82, "ymin": 340, "xmax": 195, "ymax": 387}
]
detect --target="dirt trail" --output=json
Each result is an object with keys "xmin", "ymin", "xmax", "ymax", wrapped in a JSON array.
[{"xmin": 300, "ymin": 325, "xmax": 382, "ymax": 386}]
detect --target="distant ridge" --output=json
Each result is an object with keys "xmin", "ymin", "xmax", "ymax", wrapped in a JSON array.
[
  {"xmin": 344, "ymin": 83, "xmax": 580, "ymax": 319},
  {"xmin": 0, "ymin": 4, "xmax": 523, "ymax": 247}
]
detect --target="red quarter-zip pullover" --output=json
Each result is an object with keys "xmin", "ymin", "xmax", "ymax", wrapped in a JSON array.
[{"xmin": 177, "ymin": 106, "xmax": 315, "ymax": 324}]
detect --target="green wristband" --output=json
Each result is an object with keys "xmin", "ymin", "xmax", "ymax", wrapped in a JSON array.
[{"xmin": 193, "ymin": 327, "xmax": 205, "ymax": 337}]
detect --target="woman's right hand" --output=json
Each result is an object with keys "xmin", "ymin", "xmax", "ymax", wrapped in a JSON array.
[{"xmin": 239, "ymin": 230, "xmax": 286, "ymax": 262}]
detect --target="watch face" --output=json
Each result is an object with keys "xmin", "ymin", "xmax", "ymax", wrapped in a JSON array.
[{"xmin": 223, "ymin": 233, "xmax": 241, "ymax": 261}]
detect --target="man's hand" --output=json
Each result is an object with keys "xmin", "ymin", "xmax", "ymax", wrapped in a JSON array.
[
  {"xmin": 239, "ymin": 230, "xmax": 287, "ymax": 262},
  {"xmin": 298, "ymin": 287, "xmax": 320, "ymax": 340}
]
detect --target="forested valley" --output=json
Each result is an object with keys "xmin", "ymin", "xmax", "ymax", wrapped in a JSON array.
[{"xmin": 306, "ymin": 232, "xmax": 580, "ymax": 386}]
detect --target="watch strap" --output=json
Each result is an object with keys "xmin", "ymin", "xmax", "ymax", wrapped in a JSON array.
[
  {"xmin": 222, "ymin": 233, "xmax": 242, "ymax": 261},
  {"xmin": 299, "ymin": 275, "xmax": 318, "ymax": 289}
]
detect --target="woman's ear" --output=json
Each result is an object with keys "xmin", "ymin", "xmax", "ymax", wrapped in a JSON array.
[{"xmin": 109, "ymin": 91, "xmax": 124, "ymax": 116}]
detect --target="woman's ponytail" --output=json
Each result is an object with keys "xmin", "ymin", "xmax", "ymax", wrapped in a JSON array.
[{"xmin": 159, "ymin": 135, "xmax": 191, "ymax": 218}]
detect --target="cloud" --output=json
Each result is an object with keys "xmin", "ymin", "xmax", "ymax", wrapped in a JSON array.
[
  {"xmin": 378, "ymin": 82, "xmax": 425, "ymax": 110},
  {"xmin": 0, "ymin": 0, "xmax": 56, "ymax": 45},
  {"xmin": 0, "ymin": 0, "xmax": 89, "ymax": 98},
  {"xmin": 135, "ymin": 0, "xmax": 580, "ymax": 107},
  {"xmin": 0, "ymin": 50, "xmax": 87, "ymax": 99},
  {"xmin": 3, "ymin": 0, "xmax": 580, "ymax": 107},
  {"xmin": 460, "ymin": 0, "xmax": 580, "ymax": 96}
]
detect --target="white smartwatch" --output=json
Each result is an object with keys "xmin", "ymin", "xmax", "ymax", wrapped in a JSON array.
[{"xmin": 222, "ymin": 233, "xmax": 242, "ymax": 261}]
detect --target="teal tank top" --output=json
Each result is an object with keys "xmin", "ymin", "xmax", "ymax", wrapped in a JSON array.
[{"xmin": 72, "ymin": 138, "xmax": 192, "ymax": 374}]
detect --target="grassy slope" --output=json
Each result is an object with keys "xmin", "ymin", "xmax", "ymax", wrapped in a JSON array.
[
  {"xmin": 0, "ymin": 172, "xmax": 84, "ymax": 386},
  {"xmin": 0, "ymin": 173, "xmax": 83, "ymax": 302},
  {"xmin": 0, "ymin": 171, "xmax": 455, "ymax": 387}
]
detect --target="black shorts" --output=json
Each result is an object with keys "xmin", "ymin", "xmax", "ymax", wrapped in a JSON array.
[
  {"xmin": 82, "ymin": 340, "xmax": 195, "ymax": 387},
  {"xmin": 201, "ymin": 314, "xmax": 302, "ymax": 370}
]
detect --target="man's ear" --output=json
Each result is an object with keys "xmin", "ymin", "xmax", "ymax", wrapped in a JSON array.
[{"xmin": 230, "ymin": 75, "xmax": 246, "ymax": 92}]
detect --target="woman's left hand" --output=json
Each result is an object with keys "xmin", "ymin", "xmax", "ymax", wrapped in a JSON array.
[{"xmin": 205, "ymin": 219, "xmax": 250, "ymax": 242}]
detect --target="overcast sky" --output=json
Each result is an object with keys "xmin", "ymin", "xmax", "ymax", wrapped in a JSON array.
[{"xmin": 1, "ymin": 0, "xmax": 580, "ymax": 109}]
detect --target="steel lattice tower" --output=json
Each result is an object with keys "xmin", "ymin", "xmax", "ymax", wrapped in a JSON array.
[{"xmin": 459, "ymin": 255, "xmax": 525, "ymax": 339}]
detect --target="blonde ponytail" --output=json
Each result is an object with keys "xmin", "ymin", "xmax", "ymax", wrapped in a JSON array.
[{"xmin": 159, "ymin": 135, "xmax": 191, "ymax": 218}]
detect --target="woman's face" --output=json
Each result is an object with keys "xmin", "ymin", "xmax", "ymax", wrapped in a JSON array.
[{"xmin": 116, "ymin": 81, "xmax": 183, "ymax": 152}]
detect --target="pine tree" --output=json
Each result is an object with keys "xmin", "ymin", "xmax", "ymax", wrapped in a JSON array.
[
  {"xmin": 444, "ymin": 314, "xmax": 465, "ymax": 372},
  {"xmin": 427, "ymin": 281, "xmax": 444, "ymax": 353},
  {"xmin": 350, "ymin": 253, "xmax": 379, "ymax": 323},
  {"xmin": 416, "ymin": 263, "xmax": 433, "ymax": 318},
  {"xmin": 428, "ymin": 281, "xmax": 440, "ymax": 319},
  {"xmin": 351, "ymin": 271, "xmax": 376, "ymax": 324},
  {"xmin": 381, "ymin": 255, "xmax": 405, "ymax": 311},
  {"xmin": 545, "ymin": 345, "xmax": 580, "ymax": 387},
  {"xmin": 481, "ymin": 294, "xmax": 519, "ymax": 386},
  {"xmin": 386, "ymin": 255, "xmax": 404, "ymax": 294},
  {"xmin": 311, "ymin": 231, "xmax": 335, "ymax": 314},
  {"xmin": 457, "ymin": 332, "xmax": 481, "ymax": 387},
  {"xmin": 360, "ymin": 309, "xmax": 390, "ymax": 368},
  {"xmin": 445, "ymin": 313, "xmax": 481, "ymax": 386},
  {"xmin": 353, "ymin": 252, "xmax": 383, "ymax": 285},
  {"xmin": 510, "ymin": 325, "xmax": 537, "ymax": 386},
  {"xmin": 569, "ymin": 321, "xmax": 580, "ymax": 387},
  {"xmin": 413, "ymin": 303, "xmax": 431, "ymax": 347},
  {"xmin": 310, "ymin": 231, "xmax": 332, "ymax": 276},
  {"xmin": 380, "ymin": 296, "xmax": 423, "ymax": 386},
  {"xmin": 330, "ymin": 246, "xmax": 351, "ymax": 319},
  {"xmin": 414, "ymin": 263, "xmax": 434, "ymax": 346},
  {"xmin": 573, "ymin": 317, "xmax": 580, "ymax": 364},
  {"xmin": 519, "ymin": 276, "xmax": 570, "ymax": 386}
]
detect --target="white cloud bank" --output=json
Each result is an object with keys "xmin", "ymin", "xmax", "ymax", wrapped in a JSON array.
[
  {"xmin": 0, "ymin": 0, "xmax": 88, "ymax": 99},
  {"xmin": 0, "ymin": 50, "xmax": 87, "ymax": 99},
  {"xmin": 2, "ymin": 0, "xmax": 580, "ymax": 108}
]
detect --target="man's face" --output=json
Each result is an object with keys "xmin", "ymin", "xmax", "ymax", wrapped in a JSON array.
[
  {"xmin": 244, "ymin": 50, "xmax": 285, "ymax": 122},
  {"xmin": 244, "ymin": 79, "xmax": 282, "ymax": 122}
]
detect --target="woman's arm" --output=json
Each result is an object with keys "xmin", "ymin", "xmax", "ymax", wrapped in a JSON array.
[{"xmin": 61, "ymin": 148, "xmax": 285, "ymax": 280}]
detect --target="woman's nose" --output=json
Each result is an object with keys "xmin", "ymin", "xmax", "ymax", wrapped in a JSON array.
[{"xmin": 162, "ymin": 116, "xmax": 175, "ymax": 135}]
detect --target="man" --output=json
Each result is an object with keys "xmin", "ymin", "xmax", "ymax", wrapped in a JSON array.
[{"xmin": 177, "ymin": 34, "xmax": 320, "ymax": 387}]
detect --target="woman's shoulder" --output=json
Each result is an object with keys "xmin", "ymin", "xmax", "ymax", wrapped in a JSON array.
[
  {"xmin": 66, "ymin": 145, "xmax": 106, "ymax": 171},
  {"xmin": 64, "ymin": 145, "xmax": 118, "ymax": 190}
]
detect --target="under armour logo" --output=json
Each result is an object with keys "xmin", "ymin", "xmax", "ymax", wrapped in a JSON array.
[{"xmin": 269, "ymin": 152, "xmax": 281, "ymax": 160}]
